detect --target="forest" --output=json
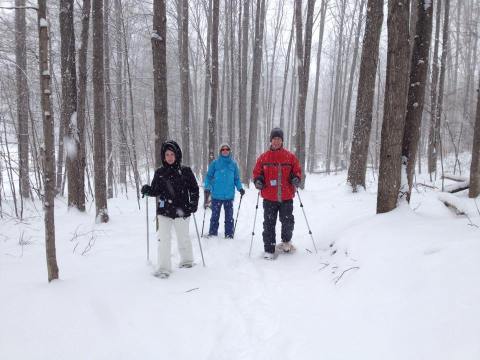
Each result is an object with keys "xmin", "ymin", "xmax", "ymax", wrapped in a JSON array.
[{"xmin": 0, "ymin": 0, "xmax": 479, "ymax": 276}]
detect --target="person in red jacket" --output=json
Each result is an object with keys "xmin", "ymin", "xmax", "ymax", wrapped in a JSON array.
[{"xmin": 252, "ymin": 127, "xmax": 301, "ymax": 259}]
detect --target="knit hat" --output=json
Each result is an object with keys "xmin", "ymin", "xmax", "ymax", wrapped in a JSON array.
[{"xmin": 270, "ymin": 127, "xmax": 284, "ymax": 141}]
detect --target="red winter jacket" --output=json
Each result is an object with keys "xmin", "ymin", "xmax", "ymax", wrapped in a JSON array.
[{"xmin": 252, "ymin": 146, "xmax": 302, "ymax": 202}]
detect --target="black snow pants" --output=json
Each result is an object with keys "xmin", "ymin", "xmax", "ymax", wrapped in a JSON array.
[{"xmin": 262, "ymin": 199, "xmax": 294, "ymax": 254}]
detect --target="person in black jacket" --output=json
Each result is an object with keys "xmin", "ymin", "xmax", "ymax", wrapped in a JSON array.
[{"xmin": 141, "ymin": 140, "xmax": 199, "ymax": 278}]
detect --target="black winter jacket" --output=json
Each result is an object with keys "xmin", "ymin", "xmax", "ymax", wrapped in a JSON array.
[{"xmin": 148, "ymin": 141, "xmax": 199, "ymax": 219}]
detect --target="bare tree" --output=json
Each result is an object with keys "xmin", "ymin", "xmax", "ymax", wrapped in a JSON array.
[
  {"xmin": 402, "ymin": 0, "xmax": 433, "ymax": 202},
  {"xmin": 114, "ymin": 0, "xmax": 127, "ymax": 184},
  {"xmin": 428, "ymin": 0, "xmax": 442, "ymax": 175},
  {"xmin": 347, "ymin": 0, "xmax": 384, "ymax": 191},
  {"xmin": 377, "ymin": 0, "xmax": 411, "ymax": 213},
  {"xmin": 246, "ymin": 0, "xmax": 266, "ymax": 184},
  {"xmin": 341, "ymin": 0, "xmax": 367, "ymax": 164},
  {"xmin": 294, "ymin": 0, "xmax": 315, "ymax": 188},
  {"xmin": 178, "ymin": 0, "xmax": 191, "ymax": 165},
  {"xmin": 238, "ymin": 0, "xmax": 249, "ymax": 183},
  {"xmin": 15, "ymin": 0, "xmax": 30, "ymax": 199},
  {"xmin": 208, "ymin": 0, "xmax": 220, "ymax": 162},
  {"xmin": 469, "ymin": 76, "xmax": 480, "ymax": 198},
  {"xmin": 152, "ymin": 0, "xmax": 169, "ymax": 167},
  {"xmin": 104, "ymin": 0, "xmax": 113, "ymax": 199},
  {"xmin": 60, "ymin": 0, "xmax": 82, "ymax": 209},
  {"xmin": 92, "ymin": 0, "xmax": 109, "ymax": 222},
  {"xmin": 37, "ymin": 0, "xmax": 59, "ymax": 281},
  {"xmin": 307, "ymin": 0, "xmax": 328, "ymax": 173},
  {"xmin": 75, "ymin": 0, "xmax": 90, "ymax": 212}
]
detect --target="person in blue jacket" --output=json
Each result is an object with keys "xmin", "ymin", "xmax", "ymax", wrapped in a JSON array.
[{"xmin": 204, "ymin": 143, "xmax": 245, "ymax": 238}]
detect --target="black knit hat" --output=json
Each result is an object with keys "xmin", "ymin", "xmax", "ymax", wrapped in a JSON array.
[{"xmin": 270, "ymin": 127, "xmax": 284, "ymax": 141}]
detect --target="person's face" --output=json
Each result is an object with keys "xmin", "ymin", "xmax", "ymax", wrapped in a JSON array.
[
  {"xmin": 220, "ymin": 146, "xmax": 231, "ymax": 156},
  {"xmin": 271, "ymin": 137, "xmax": 283, "ymax": 150},
  {"xmin": 165, "ymin": 149, "xmax": 176, "ymax": 165}
]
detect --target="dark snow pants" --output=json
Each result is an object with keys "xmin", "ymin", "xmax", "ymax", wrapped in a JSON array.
[
  {"xmin": 209, "ymin": 199, "xmax": 234, "ymax": 237},
  {"xmin": 262, "ymin": 199, "xmax": 294, "ymax": 253}
]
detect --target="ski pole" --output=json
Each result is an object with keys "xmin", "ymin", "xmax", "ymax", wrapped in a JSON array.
[
  {"xmin": 296, "ymin": 189, "xmax": 318, "ymax": 253},
  {"xmin": 145, "ymin": 195, "xmax": 150, "ymax": 262},
  {"xmin": 232, "ymin": 194, "xmax": 243, "ymax": 239},
  {"xmin": 192, "ymin": 213, "xmax": 206, "ymax": 267},
  {"xmin": 248, "ymin": 192, "xmax": 260, "ymax": 257},
  {"xmin": 201, "ymin": 207, "xmax": 207, "ymax": 237}
]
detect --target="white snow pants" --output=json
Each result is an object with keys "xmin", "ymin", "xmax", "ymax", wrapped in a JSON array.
[{"xmin": 156, "ymin": 215, "xmax": 193, "ymax": 273}]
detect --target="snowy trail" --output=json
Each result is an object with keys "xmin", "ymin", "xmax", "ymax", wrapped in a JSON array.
[{"xmin": 1, "ymin": 173, "xmax": 480, "ymax": 359}]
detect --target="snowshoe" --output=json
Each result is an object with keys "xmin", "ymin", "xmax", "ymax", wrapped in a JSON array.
[
  {"xmin": 153, "ymin": 270, "xmax": 170, "ymax": 279},
  {"xmin": 276, "ymin": 242, "xmax": 296, "ymax": 254}
]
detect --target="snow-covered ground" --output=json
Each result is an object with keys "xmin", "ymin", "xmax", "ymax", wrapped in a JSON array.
[{"xmin": 1, "ymin": 172, "xmax": 479, "ymax": 359}]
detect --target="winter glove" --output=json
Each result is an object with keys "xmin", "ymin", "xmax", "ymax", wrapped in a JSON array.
[
  {"xmin": 290, "ymin": 176, "xmax": 301, "ymax": 188},
  {"xmin": 254, "ymin": 177, "xmax": 264, "ymax": 190},
  {"xmin": 189, "ymin": 202, "xmax": 198, "ymax": 214},
  {"xmin": 141, "ymin": 184, "xmax": 151, "ymax": 197},
  {"xmin": 204, "ymin": 189, "xmax": 211, "ymax": 209},
  {"xmin": 239, "ymin": 188, "xmax": 245, "ymax": 197}
]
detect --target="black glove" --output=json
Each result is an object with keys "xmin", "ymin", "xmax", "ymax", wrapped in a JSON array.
[
  {"xmin": 189, "ymin": 202, "xmax": 198, "ymax": 214},
  {"xmin": 254, "ymin": 178, "xmax": 264, "ymax": 190},
  {"xmin": 141, "ymin": 184, "xmax": 151, "ymax": 197},
  {"xmin": 204, "ymin": 189, "xmax": 211, "ymax": 209},
  {"xmin": 239, "ymin": 188, "xmax": 245, "ymax": 196},
  {"xmin": 290, "ymin": 176, "xmax": 301, "ymax": 188}
]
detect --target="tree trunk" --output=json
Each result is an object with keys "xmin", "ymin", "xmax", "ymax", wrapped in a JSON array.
[
  {"xmin": 60, "ymin": 0, "xmax": 82, "ymax": 209},
  {"xmin": 179, "ymin": 0, "xmax": 191, "ymax": 165},
  {"xmin": 92, "ymin": 0, "xmax": 109, "ymax": 222},
  {"xmin": 152, "ymin": 0, "xmax": 169, "ymax": 168},
  {"xmin": 114, "ymin": 0, "xmax": 127, "ymax": 185},
  {"xmin": 347, "ymin": 0, "xmax": 384, "ymax": 190},
  {"xmin": 376, "ymin": 0, "xmax": 411, "ymax": 214},
  {"xmin": 38, "ymin": 0, "xmax": 59, "ymax": 281},
  {"xmin": 469, "ymin": 76, "xmax": 480, "ymax": 198},
  {"xmin": 208, "ymin": 0, "xmax": 220, "ymax": 162},
  {"xmin": 76, "ymin": 0, "xmax": 90, "ymax": 211},
  {"xmin": 294, "ymin": 0, "xmax": 315, "ymax": 188},
  {"xmin": 307, "ymin": 0, "xmax": 328, "ymax": 173},
  {"xmin": 428, "ymin": 0, "xmax": 442, "ymax": 175},
  {"xmin": 104, "ymin": 0, "xmax": 113, "ymax": 199},
  {"xmin": 15, "ymin": 0, "xmax": 30, "ymax": 199},
  {"xmin": 246, "ymin": 0, "xmax": 266, "ymax": 184},
  {"xmin": 279, "ymin": 12, "xmax": 294, "ymax": 132},
  {"xmin": 341, "ymin": 0, "xmax": 366, "ymax": 166},
  {"xmin": 202, "ymin": 0, "xmax": 212, "ymax": 174},
  {"xmin": 238, "ymin": 0, "xmax": 249, "ymax": 184},
  {"xmin": 402, "ymin": 0, "xmax": 434, "ymax": 202}
]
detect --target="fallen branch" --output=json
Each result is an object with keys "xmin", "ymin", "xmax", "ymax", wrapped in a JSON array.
[
  {"xmin": 334, "ymin": 266, "xmax": 360, "ymax": 285},
  {"xmin": 442, "ymin": 174, "xmax": 468, "ymax": 182}
]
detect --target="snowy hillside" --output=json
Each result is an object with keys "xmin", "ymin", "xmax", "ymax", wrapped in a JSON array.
[{"xmin": 1, "ymin": 173, "xmax": 479, "ymax": 360}]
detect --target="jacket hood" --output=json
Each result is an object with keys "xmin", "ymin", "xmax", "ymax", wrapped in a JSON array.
[
  {"xmin": 161, "ymin": 140, "xmax": 182, "ymax": 168},
  {"xmin": 219, "ymin": 143, "xmax": 232, "ymax": 158}
]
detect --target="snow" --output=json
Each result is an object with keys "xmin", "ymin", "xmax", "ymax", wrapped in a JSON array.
[
  {"xmin": 63, "ymin": 135, "xmax": 78, "ymax": 159},
  {"xmin": 425, "ymin": 0, "xmax": 432, "ymax": 11},
  {"xmin": 151, "ymin": 33, "xmax": 163, "ymax": 42},
  {"xmin": 39, "ymin": 18, "xmax": 48, "ymax": 28},
  {"xmin": 1, "ymin": 172, "xmax": 479, "ymax": 359}
]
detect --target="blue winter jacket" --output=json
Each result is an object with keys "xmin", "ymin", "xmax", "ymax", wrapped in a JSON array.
[{"xmin": 204, "ymin": 154, "xmax": 243, "ymax": 200}]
